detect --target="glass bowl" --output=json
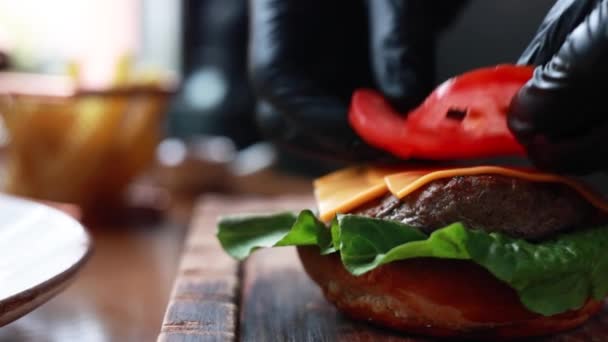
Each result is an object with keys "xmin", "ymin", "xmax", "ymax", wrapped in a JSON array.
[{"xmin": 0, "ymin": 85, "xmax": 174, "ymax": 208}]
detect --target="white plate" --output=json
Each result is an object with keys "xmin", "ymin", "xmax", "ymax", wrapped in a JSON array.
[{"xmin": 0, "ymin": 194, "xmax": 91, "ymax": 326}]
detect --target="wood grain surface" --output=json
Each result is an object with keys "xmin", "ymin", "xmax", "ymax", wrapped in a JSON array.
[{"xmin": 159, "ymin": 195, "xmax": 608, "ymax": 342}]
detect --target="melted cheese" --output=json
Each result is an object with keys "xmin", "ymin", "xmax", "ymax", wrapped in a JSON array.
[
  {"xmin": 314, "ymin": 165, "xmax": 608, "ymax": 221},
  {"xmin": 314, "ymin": 167, "xmax": 390, "ymax": 222}
]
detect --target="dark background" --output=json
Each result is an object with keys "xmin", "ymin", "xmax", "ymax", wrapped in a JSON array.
[
  {"xmin": 173, "ymin": 0, "xmax": 556, "ymax": 145},
  {"xmin": 437, "ymin": 0, "xmax": 555, "ymax": 79}
]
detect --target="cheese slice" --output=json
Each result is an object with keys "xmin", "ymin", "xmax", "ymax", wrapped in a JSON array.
[
  {"xmin": 385, "ymin": 166, "xmax": 608, "ymax": 213},
  {"xmin": 383, "ymin": 169, "xmax": 435, "ymax": 196},
  {"xmin": 314, "ymin": 167, "xmax": 391, "ymax": 221},
  {"xmin": 314, "ymin": 165, "xmax": 608, "ymax": 221}
]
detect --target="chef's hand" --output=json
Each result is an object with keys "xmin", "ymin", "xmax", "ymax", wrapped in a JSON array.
[
  {"xmin": 249, "ymin": 0, "xmax": 466, "ymax": 162},
  {"xmin": 509, "ymin": 0, "xmax": 608, "ymax": 174}
]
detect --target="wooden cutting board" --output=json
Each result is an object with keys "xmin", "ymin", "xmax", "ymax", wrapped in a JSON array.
[{"xmin": 158, "ymin": 195, "xmax": 608, "ymax": 342}]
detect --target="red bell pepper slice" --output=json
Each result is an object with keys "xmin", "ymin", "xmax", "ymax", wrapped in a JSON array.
[{"xmin": 349, "ymin": 65, "xmax": 534, "ymax": 160}]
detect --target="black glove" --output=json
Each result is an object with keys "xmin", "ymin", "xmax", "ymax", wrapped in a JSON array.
[
  {"xmin": 0, "ymin": 51, "xmax": 9, "ymax": 70},
  {"xmin": 249, "ymin": 0, "xmax": 466, "ymax": 162},
  {"xmin": 509, "ymin": 0, "xmax": 608, "ymax": 174}
]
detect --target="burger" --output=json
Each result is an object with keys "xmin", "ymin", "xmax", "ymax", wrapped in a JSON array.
[{"xmin": 216, "ymin": 66, "xmax": 608, "ymax": 339}]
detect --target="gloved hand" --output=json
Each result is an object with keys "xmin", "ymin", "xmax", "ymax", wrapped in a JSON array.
[
  {"xmin": 249, "ymin": 0, "xmax": 467, "ymax": 162},
  {"xmin": 0, "ymin": 51, "xmax": 9, "ymax": 70},
  {"xmin": 509, "ymin": 0, "xmax": 608, "ymax": 174}
]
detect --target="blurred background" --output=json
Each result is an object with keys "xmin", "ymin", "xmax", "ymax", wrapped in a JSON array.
[{"xmin": 0, "ymin": 0, "xmax": 557, "ymax": 209}]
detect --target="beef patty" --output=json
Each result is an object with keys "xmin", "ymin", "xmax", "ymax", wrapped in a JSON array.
[{"xmin": 354, "ymin": 174, "xmax": 604, "ymax": 240}]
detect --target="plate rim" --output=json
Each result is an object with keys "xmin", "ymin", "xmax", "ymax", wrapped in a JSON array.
[{"xmin": 0, "ymin": 194, "xmax": 93, "ymax": 326}]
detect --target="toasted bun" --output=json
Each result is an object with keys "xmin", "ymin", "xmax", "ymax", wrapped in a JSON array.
[{"xmin": 297, "ymin": 246, "xmax": 602, "ymax": 339}]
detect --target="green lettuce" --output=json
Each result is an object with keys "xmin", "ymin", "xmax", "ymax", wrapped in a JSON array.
[{"xmin": 217, "ymin": 211, "xmax": 608, "ymax": 316}]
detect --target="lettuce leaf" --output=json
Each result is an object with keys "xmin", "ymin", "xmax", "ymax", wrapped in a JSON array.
[
  {"xmin": 217, "ymin": 211, "xmax": 608, "ymax": 316},
  {"xmin": 217, "ymin": 210, "xmax": 333, "ymax": 259}
]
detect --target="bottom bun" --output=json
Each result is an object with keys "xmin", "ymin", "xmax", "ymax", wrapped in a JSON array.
[{"xmin": 297, "ymin": 246, "xmax": 602, "ymax": 339}]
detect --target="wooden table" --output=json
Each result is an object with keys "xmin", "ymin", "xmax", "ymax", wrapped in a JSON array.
[
  {"xmin": 159, "ymin": 195, "xmax": 608, "ymax": 342},
  {"xmin": 0, "ymin": 165, "xmax": 312, "ymax": 341},
  {"xmin": 0, "ymin": 194, "xmax": 191, "ymax": 342}
]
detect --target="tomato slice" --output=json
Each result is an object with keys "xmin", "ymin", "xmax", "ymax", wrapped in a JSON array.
[{"xmin": 349, "ymin": 65, "xmax": 534, "ymax": 160}]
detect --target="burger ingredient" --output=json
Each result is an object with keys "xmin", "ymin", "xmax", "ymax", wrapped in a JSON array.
[
  {"xmin": 348, "ymin": 65, "xmax": 533, "ymax": 159},
  {"xmin": 315, "ymin": 166, "xmax": 608, "ymax": 222},
  {"xmin": 355, "ymin": 175, "xmax": 598, "ymax": 240},
  {"xmin": 217, "ymin": 210, "xmax": 608, "ymax": 316}
]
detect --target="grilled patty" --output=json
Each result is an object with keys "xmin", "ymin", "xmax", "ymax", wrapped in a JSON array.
[{"xmin": 355, "ymin": 174, "xmax": 603, "ymax": 240}]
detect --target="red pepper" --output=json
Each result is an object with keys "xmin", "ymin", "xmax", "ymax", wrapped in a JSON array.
[{"xmin": 349, "ymin": 65, "xmax": 534, "ymax": 160}]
